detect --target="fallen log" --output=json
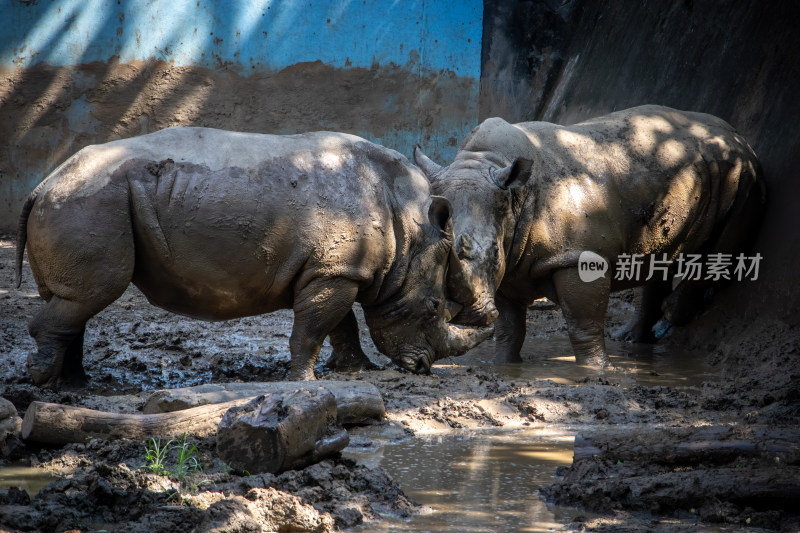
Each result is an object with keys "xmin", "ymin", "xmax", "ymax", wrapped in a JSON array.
[
  {"xmin": 573, "ymin": 426, "xmax": 800, "ymax": 465},
  {"xmin": 143, "ymin": 380, "xmax": 385, "ymax": 424},
  {"xmin": 21, "ymin": 398, "xmax": 252, "ymax": 445},
  {"xmin": 217, "ymin": 388, "xmax": 349, "ymax": 474}
]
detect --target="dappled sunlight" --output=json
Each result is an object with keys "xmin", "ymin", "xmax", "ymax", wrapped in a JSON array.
[
  {"xmin": 655, "ymin": 138, "xmax": 689, "ymax": 167},
  {"xmin": 11, "ymin": 68, "xmax": 69, "ymax": 143},
  {"xmin": 121, "ymin": 2, "xmax": 211, "ymax": 66},
  {"xmin": 4, "ymin": 1, "xmax": 481, "ymax": 74},
  {"xmin": 518, "ymin": 127, "xmax": 542, "ymax": 148},
  {"xmin": 1, "ymin": 0, "xmax": 482, "ymax": 232},
  {"xmin": 688, "ymin": 122, "xmax": 711, "ymax": 139},
  {"xmin": 630, "ymin": 113, "xmax": 675, "ymax": 137},
  {"xmin": 16, "ymin": 1, "xmax": 77, "ymax": 66},
  {"xmin": 45, "ymin": 143, "xmax": 126, "ymax": 204},
  {"xmin": 347, "ymin": 427, "xmax": 583, "ymax": 532}
]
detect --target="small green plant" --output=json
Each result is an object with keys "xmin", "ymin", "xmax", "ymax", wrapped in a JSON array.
[
  {"xmin": 142, "ymin": 433, "xmax": 208, "ymax": 494},
  {"xmin": 144, "ymin": 437, "xmax": 173, "ymax": 476},
  {"xmin": 171, "ymin": 433, "xmax": 202, "ymax": 481}
]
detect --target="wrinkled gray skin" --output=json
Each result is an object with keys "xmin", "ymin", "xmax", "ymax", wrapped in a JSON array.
[
  {"xmin": 15, "ymin": 127, "xmax": 493, "ymax": 389},
  {"xmin": 416, "ymin": 105, "xmax": 766, "ymax": 367}
]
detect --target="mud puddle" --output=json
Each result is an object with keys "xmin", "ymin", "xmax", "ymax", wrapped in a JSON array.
[
  {"xmin": 458, "ymin": 335, "xmax": 720, "ymax": 389},
  {"xmin": 345, "ymin": 427, "xmax": 580, "ymax": 532},
  {"xmin": 0, "ymin": 465, "xmax": 58, "ymax": 498},
  {"xmin": 344, "ymin": 426, "xmax": 761, "ymax": 533}
]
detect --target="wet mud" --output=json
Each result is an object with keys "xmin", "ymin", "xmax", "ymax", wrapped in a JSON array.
[{"xmin": 1, "ymin": 236, "xmax": 799, "ymax": 531}]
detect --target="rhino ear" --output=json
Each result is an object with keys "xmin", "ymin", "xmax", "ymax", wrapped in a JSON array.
[
  {"xmin": 490, "ymin": 158, "xmax": 533, "ymax": 190},
  {"xmin": 428, "ymin": 196, "xmax": 453, "ymax": 235},
  {"xmin": 414, "ymin": 145, "xmax": 444, "ymax": 181}
]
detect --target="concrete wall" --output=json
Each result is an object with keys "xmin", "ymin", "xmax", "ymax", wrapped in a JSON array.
[
  {"xmin": 4, "ymin": 0, "xmax": 797, "ymax": 325},
  {"xmin": 0, "ymin": 0, "xmax": 482, "ymax": 230},
  {"xmin": 480, "ymin": 0, "xmax": 800, "ymax": 325}
]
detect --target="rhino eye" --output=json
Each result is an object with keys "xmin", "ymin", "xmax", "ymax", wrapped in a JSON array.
[{"xmin": 425, "ymin": 297, "xmax": 442, "ymax": 317}]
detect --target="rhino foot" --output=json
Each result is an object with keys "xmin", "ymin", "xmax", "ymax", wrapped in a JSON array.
[
  {"xmin": 287, "ymin": 368, "xmax": 317, "ymax": 381},
  {"xmin": 574, "ymin": 351, "xmax": 613, "ymax": 370},
  {"xmin": 325, "ymin": 348, "xmax": 380, "ymax": 373},
  {"xmin": 27, "ymin": 352, "xmax": 61, "ymax": 391},
  {"xmin": 59, "ymin": 367, "xmax": 89, "ymax": 391},
  {"xmin": 493, "ymin": 349, "xmax": 523, "ymax": 364},
  {"xmin": 611, "ymin": 320, "xmax": 656, "ymax": 343},
  {"xmin": 398, "ymin": 354, "xmax": 432, "ymax": 375}
]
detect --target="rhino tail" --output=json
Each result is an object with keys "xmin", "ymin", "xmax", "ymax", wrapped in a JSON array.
[{"xmin": 16, "ymin": 183, "xmax": 43, "ymax": 288}]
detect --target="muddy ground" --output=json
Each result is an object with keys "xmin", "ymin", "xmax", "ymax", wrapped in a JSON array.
[{"xmin": 1, "ymin": 235, "xmax": 799, "ymax": 532}]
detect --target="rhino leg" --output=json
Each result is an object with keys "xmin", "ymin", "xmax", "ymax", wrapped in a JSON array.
[
  {"xmin": 493, "ymin": 291, "xmax": 526, "ymax": 364},
  {"xmin": 553, "ymin": 267, "xmax": 610, "ymax": 367},
  {"xmin": 289, "ymin": 279, "xmax": 360, "ymax": 381},
  {"xmin": 28, "ymin": 299, "xmax": 100, "ymax": 390},
  {"xmin": 662, "ymin": 281, "xmax": 706, "ymax": 326},
  {"xmin": 614, "ymin": 281, "xmax": 670, "ymax": 343},
  {"xmin": 60, "ymin": 326, "xmax": 89, "ymax": 390},
  {"xmin": 325, "ymin": 309, "xmax": 379, "ymax": 373}
]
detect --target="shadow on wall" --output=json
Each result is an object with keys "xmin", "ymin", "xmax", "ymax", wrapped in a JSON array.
[
  {"xmin": 479, "ymin": 0, "xmax": 800, "ymax": 324},
  {"xmin": 0, "ymin": 0, "xmax": 483, "ymax": 231}
]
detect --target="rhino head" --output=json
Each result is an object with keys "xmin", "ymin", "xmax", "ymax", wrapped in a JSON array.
[
  {"xmin": 414, "ymin": 146, "xmax": 533, "ymax": 328},
  {"xmin": 362, "ymin": 196, "xmax": 494, "ymax": 373}
]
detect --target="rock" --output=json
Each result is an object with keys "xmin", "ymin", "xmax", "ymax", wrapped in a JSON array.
[{"xmin": 217, "ymin": 388, "xmax": 349, "ymax": 474}]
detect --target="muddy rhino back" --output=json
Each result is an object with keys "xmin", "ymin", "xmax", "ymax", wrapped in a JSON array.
[{"xmin": 124, "ymin": 149, "xmax": 394, "ymax": 320}]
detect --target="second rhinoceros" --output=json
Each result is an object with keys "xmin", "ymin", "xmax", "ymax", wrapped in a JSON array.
[
  {"xmin": 415, "ymin": 105, "xmax": 766, "ymax": 366},
  {"xmin": 16, "ymin": 127, "xmax": 493, "ymax": 389}
]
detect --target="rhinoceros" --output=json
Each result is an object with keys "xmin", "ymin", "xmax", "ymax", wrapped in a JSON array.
[
  {"xmin": 414, "ymin": 105, "xmax": 766, "ymax": 366},
  {"xmin": 15, "ymin": 127, "xmax": 493, "ymax": 389}
]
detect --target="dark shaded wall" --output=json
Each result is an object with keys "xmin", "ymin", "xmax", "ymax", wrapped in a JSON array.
[{"xmin": 481, "ymin": 0, "xmax": 800, "ymax": 324}]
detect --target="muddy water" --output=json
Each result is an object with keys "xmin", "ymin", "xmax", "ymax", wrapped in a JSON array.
[
  {"xmin": 458, "ymin": 335, "xmax": 720, "ymax": 388},
  {"xmin": 346, "ymin": 337, "xmax": 725, "ymax": 532},
  {"xmin": 0, "ymin": 466, "xmax": 58, "ymax": 497},
  {"xmin": 346, "ymin": 427, "xmax": 583, "ymax": 533}
]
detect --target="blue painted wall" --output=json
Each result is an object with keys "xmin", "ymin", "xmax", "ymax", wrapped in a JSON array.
[
  {"xmin": 1, "ymin": 0, "xmax": 481, "ymax": 76},
  {"xmin": 0, "ymin": 0, "xmax": 482, "ymax": 230}
]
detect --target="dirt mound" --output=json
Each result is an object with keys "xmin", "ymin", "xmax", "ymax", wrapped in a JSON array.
[{"xmin": 0, "ymin": 436, "xmax": 417, "ymax": 532}]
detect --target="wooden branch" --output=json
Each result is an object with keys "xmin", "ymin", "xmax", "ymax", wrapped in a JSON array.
[
  {"xmin": 143, "ymin": 380, "xmax": 385, "ymax": 424},
  {"xmin": 217, "ymin": 388, "xmax": 349, "ymax": 474},
  {"xmin": 21, "ymin": 398, "xmax": 252, "ymax": 445}
]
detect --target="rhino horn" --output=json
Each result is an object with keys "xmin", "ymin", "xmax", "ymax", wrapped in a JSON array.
[
  {"xmin": 446, "ymin": 246, "xmax": 476, "ymax": 306},
  {"xmin": 444, "ymin": 323, "xmax": 494, "ymax": 360},
  {"xmin": 414, "ymin": 145, "xmax": 444, "ymax": 179}
]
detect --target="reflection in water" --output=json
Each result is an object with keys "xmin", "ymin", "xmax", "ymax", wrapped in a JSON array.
[
  {"xmin": 347, "ymin": 428, "xmax": 583, "ymax": 532},
  {"xmin": 0, "ymin": 466, "xmax": 58, "ymax": 497},
  {"xmin": 457, "ymin": 335, "xmax": 720, "ymax": 388},
  {"xmin": 348, "ymin": 335, "xmax": 729, "ymax": 532}
]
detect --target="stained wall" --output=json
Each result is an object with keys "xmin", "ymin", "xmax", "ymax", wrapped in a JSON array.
[{"xmin": 0, "ymin": 0, "xmax": 482, "ymax": 229}]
